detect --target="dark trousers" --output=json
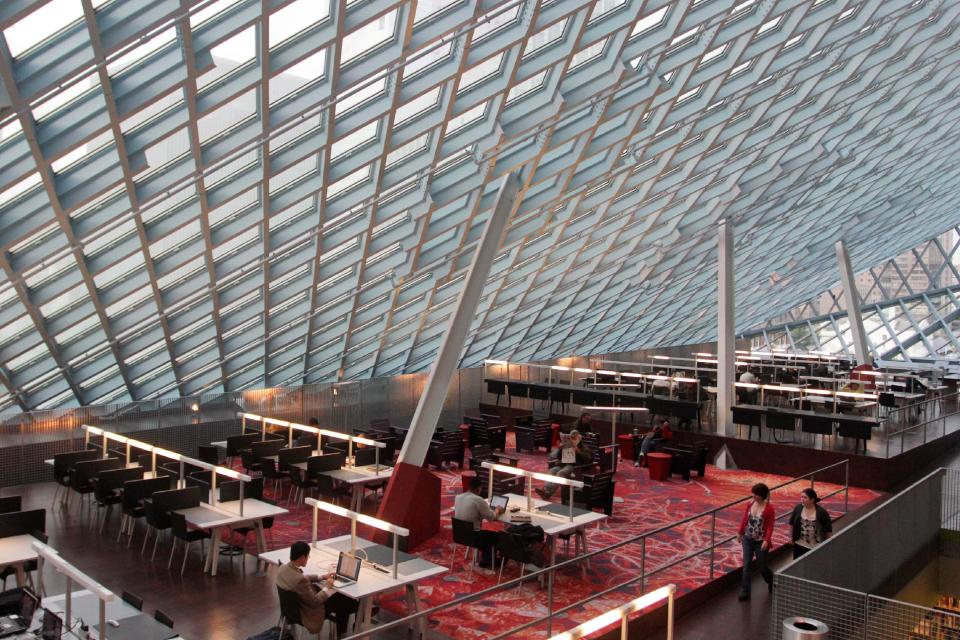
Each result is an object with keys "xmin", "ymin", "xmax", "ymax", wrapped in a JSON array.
[
  {"xmin": 792, "ymin": 543, "xmax": 811, "ymax": 559},
  {"xmin": 741, "ymin": 537, "xmax": 772, "ymax": 594},
  {"xmin": 475, "ymin": 529, "xmax": 498, "ymax": 565},
  {"xmin": 328, "ymin": 593, "xmax": 359, "ymax": 635}
]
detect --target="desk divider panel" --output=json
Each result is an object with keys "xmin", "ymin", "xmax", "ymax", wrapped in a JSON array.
[
  {"xmin": 0, "ymin": 509, "xmax": 45, "ymax": 538},
  {"xmin": 278, "ymin": 446, "xmax": 312, "ymax": 468},
  {"xmin": 122, "ymin": 476, "xmax": 173, "ymax": 502},
  {"xmin": 52, "ymin": 450, "xmax": 100, "ymax": 478},
  {"xmin": 0, "ymin": 496, "xmax": 22, "ymax": 514},
  {"xmin": 250, "ymin": 439, "xmax": 284, "ymax": 459},
  {"xmin": 96, "ymin": 467, "xmax": 145, "ymax": 491},
  {"xmin": 152, "ymin": 486, "xmax": 202, "ymax": 512}
]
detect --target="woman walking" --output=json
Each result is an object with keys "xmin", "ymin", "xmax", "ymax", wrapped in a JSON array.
[
  {"xmin": 737, "ymin": 482, "xmax": 775, "ymax": 601},
  {"xmin": 788, "ymin": 488, "xmax": 832, "ymax": 559}
]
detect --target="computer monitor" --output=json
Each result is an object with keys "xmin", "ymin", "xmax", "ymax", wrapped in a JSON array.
[{"xmin": 40, "ymin": 608, "xmax": 62, "ymax": 640}]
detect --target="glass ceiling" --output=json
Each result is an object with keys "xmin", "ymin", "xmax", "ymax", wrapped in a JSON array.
[{"xmin": 1, "ymin": 0, "xmax": 960, "ymax": 412}]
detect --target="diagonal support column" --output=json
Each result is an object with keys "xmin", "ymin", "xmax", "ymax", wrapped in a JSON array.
[
  {"xmin": 717, "ymin": 219, "xmax": 736, "ymax": 437},
  {"xmin": 398, "ymin": 172, "xmax": 520, "ymax": 466},
  {"xmin": 835, "ymin": 239, "xmax": 870, "ymax": 364}
]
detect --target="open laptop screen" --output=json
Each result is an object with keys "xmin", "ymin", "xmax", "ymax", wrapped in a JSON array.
[
  {"xmin": 336, "ymin": 552, "xmax": 362, "ymax": 581},
  {"xmin": 489, "ymin": 495, "xmax": 509, "ymax": 511},
  {"xmin": 41, "ymin": 609, "xmax": 62, "ymax": 640}
]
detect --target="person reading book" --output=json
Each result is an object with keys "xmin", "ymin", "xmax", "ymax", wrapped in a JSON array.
[{"xmin": 536, "ymin": 430, "xmax": 591, "ymax": 499}]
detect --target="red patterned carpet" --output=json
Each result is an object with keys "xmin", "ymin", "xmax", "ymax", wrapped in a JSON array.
[{"xmin": 244, "ymin": 443, "xmax": 881, "ymax": 639}]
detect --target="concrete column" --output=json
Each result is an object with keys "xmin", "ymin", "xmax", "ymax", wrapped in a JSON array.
[
  {"xmin": 398, "ymin": 173, "xmax": 520, "ymax": 466},
  {"xmin": 835, "ymin": 239, "xmax": 870, "ymax": 364},
  {"xmin": 716, "ymin": 219, "xmax": 735, "ymax": 437}
]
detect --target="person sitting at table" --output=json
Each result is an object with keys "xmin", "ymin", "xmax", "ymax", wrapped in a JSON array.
[
  {"xmin": 276, "ymin": 541, "xmax": 358, "ymax": 636},
  {"xmin": 576, "ymin": 412, "xmax": 592, "ymax": 432},
  {"xmin": 536, "ymin": 430, "xmax": 592, "ymax": 499},
  {"xmin": 738, "ymin": 368, "xmax": 759, "ymax": 404},
  {"xmin": 634, "ymin": 420, "xmax": 672, "ymax": 467},
  {"xmin": 454, "ymin": 476, "xmax": 505, "ymax": 568},
  {"xmin": 651, "ymin": 371, "xmax": 671, "ymax": 396}
]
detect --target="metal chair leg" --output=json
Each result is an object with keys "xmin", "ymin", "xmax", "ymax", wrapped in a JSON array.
[
  {"xmin": 181, "ymin": 541, "xmax": 190, "ymax": 575},
  {"xmin": 168, "ymin": 538, "xmax": 178, "ymax": 569},
  {"xmin": 141, "ymin": 527, "xmax": 151, "ymax": 555},
  {"xmin": 152, "ymin": 530, "xmax": 162, "ymax": 560}
]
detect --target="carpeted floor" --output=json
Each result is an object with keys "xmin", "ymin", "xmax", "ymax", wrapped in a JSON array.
[{"xmin": 243, "ymin": 440, "xmax": 881, "ymax": 639}]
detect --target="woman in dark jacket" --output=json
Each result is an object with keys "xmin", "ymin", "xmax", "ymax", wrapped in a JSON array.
[{"xmin": 788, "ymin": 488, "xmax": 832, "ymax": 559}]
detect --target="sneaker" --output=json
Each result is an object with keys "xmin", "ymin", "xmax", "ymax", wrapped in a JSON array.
[
  {"xmin": 523, "ymin": 563, "xmax": 540, "ymax": 573},
  {"xmin": 738, "ymin": 592, "xmax": 750, "ymax": 601},
  {"xmin": 634, "ymin": 461, "xmax": 640, "ymax": 467}
]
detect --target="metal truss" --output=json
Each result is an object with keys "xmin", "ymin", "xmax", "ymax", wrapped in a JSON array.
[
  {"xmin": 765, "ymin": 224, "xmax": 960, "ymax": 324},
  {"xmin": 2, "ymin": 0, "xmax": 960, "ymax": 412},
  {"xmin": 744, "ymin": 283, "xmax": 960, "ymax": 362}
]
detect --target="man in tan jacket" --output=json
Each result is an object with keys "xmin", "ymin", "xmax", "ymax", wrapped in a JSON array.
[{"xmin": 276, "ymin": 541, "xmax": 356, "ymax": 636}]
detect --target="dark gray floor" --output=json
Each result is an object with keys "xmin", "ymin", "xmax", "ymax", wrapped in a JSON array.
[{"xmin": 641, "ymin": 431, "xmax": 960, "ymax": 640}]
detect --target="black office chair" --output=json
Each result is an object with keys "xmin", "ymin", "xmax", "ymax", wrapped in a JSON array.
[
  {"xmin": 496, "ymin": 531, "xmax": 539, "ymax": 588},
  {"xmin": 232, "ymin": 497, "xmax": 278, "ymax": 571},
  {"xmin": 168, "ymin": 511, "xmax": 210, "ymax": 575},
  {"xmin": 0, "ymin": 496, "xmax": 22, "ymax": 514},
  {"xmin": 315, "ymin": 475, "xmax": 351, "ymax": 507},
  {"xmin": 277, "ymin": 586, "xmax": 341, "ymax": 639},
  {"xmin": 260, "ymin": 458, "xmax": 289, "ymax": 499},
  {"xmin": 154, "ymin": 609, "xmax": 174, "ymax": 628},
  {"xmin": 122, "ymin": 591, "xmax": 144, "ymax": 611},
  {"xmin": 451, "ymin": 518, "xmax": 489, "ymax": 571},
  {"xmin": 141, "ymin": 501, "xmax": 172, "ymax": 560},
  {"xmin": 288, "ymin": 467, "xmax": 317, "ymax": 508},
  {"xmin": 239, "ymin": 449, "xmax": 261, "ymax": 475}
]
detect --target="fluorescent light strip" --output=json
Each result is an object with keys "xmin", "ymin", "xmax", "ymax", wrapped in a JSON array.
[
  {"xmin": 305, "ymin": 498, "xmax": 409, "ymax": 536},
  {"xmin": 80, "ymin": 425, "xmax": 251, "ymax": 481},
  {"xmin": 591, "ymin": 407, "xmax": 649, "ymax": 411},
  {"xmin": 32, "ymin": 541, "xmax": 114, "ymax": 601},
  {"xmin": 548, "ymin": 585, "xmax": 675, "ymax": 639},
  {"xmin": 480, "ymin": 461, "xmax": 584, "ymax": 488},
  {"xmin": 484, "ymin": 359, "xmax": 508, "ymax": 365}
]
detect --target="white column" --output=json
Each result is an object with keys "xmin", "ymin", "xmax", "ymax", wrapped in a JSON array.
[
  {"xmin": 835, "ymin": 239, "xmax": 870, "ymax": 364},
  {"xmin": 398, "ymin": 173, "xmax": 520, "ymax": 466},
  {"xmin": 716, "ymin": 219, "xmax": 735, "ymax": 437}
]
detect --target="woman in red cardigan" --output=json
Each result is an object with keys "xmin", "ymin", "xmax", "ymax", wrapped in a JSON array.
[{"xmin": 737, "ymin": 482, "xmax": 775, "ymax": 601}]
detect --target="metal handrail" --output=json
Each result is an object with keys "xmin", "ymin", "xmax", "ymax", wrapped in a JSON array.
[
  {"xmin": 884, "ymin": 391, "xmax": 959, "ymax": 456},
  {"xmin": 339, "ymin": 459, "xmax": 850, "ymax": 639}
]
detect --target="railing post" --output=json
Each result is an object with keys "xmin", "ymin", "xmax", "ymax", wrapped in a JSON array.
[
  {"xmin": 640, "ymin": 537, "xmax": 646, "ymax": 593},
  {"xmin": 844, "ymin": 460, "xmax": 849, "ymax": 513},
  {"xmin": 709, "ymin": 512, "xmax": 717, "ymax": 580},
  {"xmin": 666, "ymin": 590, "xmax": 675, "ymax": 640},
  {"xmin": 547, "ymin": 564, "xmax": 554, "ymax": 637}
]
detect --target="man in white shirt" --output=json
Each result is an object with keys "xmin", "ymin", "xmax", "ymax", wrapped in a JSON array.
[
  {"xmin": 739, "ymin": 369, "xmax": 756, "ymax": 384},
  {"xmin": 738, "ymin": 369, "xmax": 758, "ymax": 403},
  {"xmin": 454, "ymin": 476, "xmax": 505, "ymax": 567}
]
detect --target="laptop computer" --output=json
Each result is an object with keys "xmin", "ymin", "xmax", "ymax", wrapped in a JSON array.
[
  {"xmin": 332, "ymin": 552, "xmax": 362, "ymax": 588},
  {"xmin": 489, "ymin": 494, "xmax": 509, "ymax": 511},
  {"xmin": 0, "ymin": 589, "xmax": 39, "ymax": 639},
  {"xmin": 40, "ymin": 608, "xmax": 62, "ymax": 640}
]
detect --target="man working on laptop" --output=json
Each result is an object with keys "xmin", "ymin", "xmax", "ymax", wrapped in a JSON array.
[
  {"xmin": 454, "ymin": 476, "xmax": 506, "ymax": 568},
  {"xmin": 276, "ymin": 541, "xmax": 358, "ymax": 636}
]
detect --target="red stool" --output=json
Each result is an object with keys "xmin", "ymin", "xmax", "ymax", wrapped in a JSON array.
[
  {"xmin": 646, "ymin": 453, "xmax": 672, "ymax": 481},
  {"xmin": 617, "ymin": 435, "xmax": 634, "ymax": 462},
  {"xmin": 551, "ymin": 423, "xmax": 561, "ymax": 448}
]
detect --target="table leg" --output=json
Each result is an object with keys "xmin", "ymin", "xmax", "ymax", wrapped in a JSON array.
[
  {"xmin": 578, "ymin": 529, "xmax": 590, "ymax": 577},
  {"xmin": 405, "ymin": 584, "xmax": 426, "ymax": 638},
  {"xmin": 14, "ymin": 565, "xmax": 26, "ymax": 588},
  {"xmin": 353, "ymin": 597, "xmax": 373, "ymax": 639},
  {"xmin": 352, "ymin": 486, "xmax": 363, "ymax": 512},
  {"xmin": 254, "ymin": 520, "xmax": 268, "ymax": 572},
  {"xmin": 207, "ymin": 526, "xmax": 223, "ymax": 576}
]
